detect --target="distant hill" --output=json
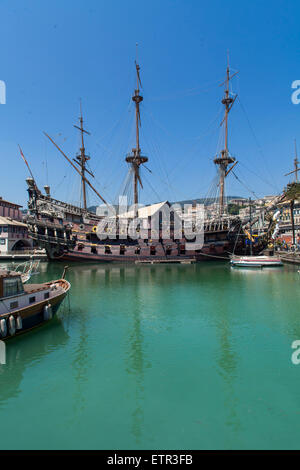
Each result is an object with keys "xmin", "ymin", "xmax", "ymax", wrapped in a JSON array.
[
  {"xmin": 87, "ymin": 196, "xmax": 246, "ymax": 213},
  {"xmin": 87, "ymin": 206, "xmax": 98, "ymax": 214},
  {"xmin": 170, "ymin": 196, "xmax": 246, "ymax": 207}
]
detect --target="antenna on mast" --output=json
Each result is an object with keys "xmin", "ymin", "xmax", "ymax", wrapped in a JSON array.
[
  {"xmin": 294, "ymin": 139, "xmax": 299, "ymax": 182},
  {"xmin": 125, "ymin": 45, "xmax": 148, "ymax": 215},
  {"xmin": 285, "ymin": 139, "xmax": 299, "ymax": 182},
  {"xmin": 214, "ymin": 55, "xmax": 238, "ymax": 216}
]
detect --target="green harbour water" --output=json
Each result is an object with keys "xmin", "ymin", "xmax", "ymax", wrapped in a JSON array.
[{"xmin": 0, "ymin": 260, "xmax": 300, "ymax": 450}]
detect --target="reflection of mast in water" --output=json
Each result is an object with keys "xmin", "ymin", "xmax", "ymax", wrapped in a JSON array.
[
  {"xmin": 215, "ymin": 314, "xmax": 240, "ymax": 432},
  {"xmin": 71, "ymin": 310, "xmax": 89, "ymax": 414},
  {"xmin": 125, "ymin": 277, "xmax": 147, "ymax": 444},
  {"xmin": 0, "ymin": 320, "xmax": 69, "ymax": 406}
]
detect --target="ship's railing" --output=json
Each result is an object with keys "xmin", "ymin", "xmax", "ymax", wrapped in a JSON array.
[
  {"xmin": 36, "ymin": 194, "xmax": 84, "ymax": 216},
  {"xmin": 3, "ymin": 249, "xmax": 46, "ymax": 255},
  {"xmin": 26, "ymin": 217, "xmax": 72, "ymax": 230},
  {"xmin": 28, "ymin": 232, "xmax": 75, "ymax": 246}
]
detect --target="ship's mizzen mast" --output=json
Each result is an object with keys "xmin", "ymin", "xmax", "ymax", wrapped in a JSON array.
[
  {"xmin": 73, "ymin": 103, "xmax": 93, "ymax": 210},
  {"xmin": 214, "ymin": 58, "xmax": 238, "ymax": 216},
  {"xmin": 126, "ymin": 53, "xmax": 148, "ymax": 215}
]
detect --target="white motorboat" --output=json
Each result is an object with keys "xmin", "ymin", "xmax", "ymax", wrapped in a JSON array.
[{"xmin": 230, "ymin": 255, "xmax": 283, "ymax": 268}]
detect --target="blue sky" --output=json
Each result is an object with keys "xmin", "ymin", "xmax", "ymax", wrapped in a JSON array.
[{"xmin": 0, "ymin": 0, "xmax": 300, "ymax": 208}]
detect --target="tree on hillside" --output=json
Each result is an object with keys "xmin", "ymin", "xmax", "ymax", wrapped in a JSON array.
[{"xmin": 227, "ymin": 203, "xmax": 240, "ymax": 215}]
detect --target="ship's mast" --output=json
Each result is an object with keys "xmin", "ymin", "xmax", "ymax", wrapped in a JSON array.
[
  {"xmin": 126, "ymin": 50, "xmax": 148, "ymax": 215},
  {"xmin": 73, "ymin": 102, "xmax": 93, "ymax": 210},
  {"xmin": 44, "ymin": 104, "xmax": 108, "ymax": 208},
  {"xmin": 285, "ymin": 139, "xmax": 299, "ymax": 183},
  {"xmin": 214, "ymin": 57, "xmax": 238, "ymax": 216},
  {"xmin": 294, "ymin": 139, "xmax": 299, "ymax": 182}
]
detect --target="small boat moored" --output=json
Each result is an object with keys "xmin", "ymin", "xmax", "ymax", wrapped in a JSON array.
[
  {"xmin": 0, "ymin": 266, "xmax": 70, "ymax": 340},
  {"xmin": 230, "ymin": 255, "xmax": 283, "ymax": 268}
]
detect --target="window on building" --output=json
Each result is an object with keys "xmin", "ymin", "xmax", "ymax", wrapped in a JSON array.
[
  {"xmin": 0, "ymin": 239, "xmax": 5, "ymax": 245},
  {"xmin": 44, "ymin": 292, "xmax": 49, "ymax": 300},
  {"xmin": 3, "ymin": 226, "xmax": 8, "ymax": 233},
  {"xmin": 10, "ymin": 301, "xmax": 18, "ymax": 309},
  {"xmin": 29, "ymin": 296, "xmax": 36, "ymax": 304}
]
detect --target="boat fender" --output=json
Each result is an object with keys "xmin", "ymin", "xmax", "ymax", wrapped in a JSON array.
[
  {"xmin": 16, "ymin": 315, "xmax": 22, "ymax": 330},
  {"xmin": 43, "ymin": 304, "xmax": 53, "ymax": 321},
  {"xmin": 0, "ymin": 318, "xmax": 7, "ymax": 338},
  {"xmin": 8, "ymin": 316, "xmax": 16, "ymax": 336}
]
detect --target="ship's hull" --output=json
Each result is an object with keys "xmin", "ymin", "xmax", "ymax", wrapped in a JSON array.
[
  {"xmin": 25, "ymin": 185, "xmax": 268, "ymax": 264},
  {"xmin": 28, "ymin": 220, "xmax": 265, "ymax": 263},
  {"xmin": 43, "ymin": 237, "xmax": 245, "ymax": 263}
]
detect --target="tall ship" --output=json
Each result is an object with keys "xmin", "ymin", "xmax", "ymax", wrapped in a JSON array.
[{"xmin": 25, "ymin": 60, "xmax": 275, "ymax": 262}]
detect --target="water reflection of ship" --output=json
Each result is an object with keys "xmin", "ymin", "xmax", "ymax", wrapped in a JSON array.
[
  {"xmin": 67, "ymin": 262, "xmax": 147, "ymax": 441},
  {"xmin": 67, "ymin": 262, "xmax": 197, "ymax": 288},
  {"xmin": 125, "ymin": 293, "xmax": 145, "ymax": 444},
  {"xmin": 0, "ymin": 319, "xmax": 69, "ymax": 404},
  {"xmin": 215, "ymin": 315, "xmax": 240, "ymax": 433}
]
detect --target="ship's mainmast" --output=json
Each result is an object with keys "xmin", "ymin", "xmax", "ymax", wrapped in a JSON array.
[
  {"xmin": 73, "ymin": 103, "xmax": 93, "ymax": 210},
  {"xmin": 126, "ymin": 57, "xmax": 148, "ymax": 213},
  {"xmin": 214, "ymin": 60, "xmax": 238, "ymax": 216}
]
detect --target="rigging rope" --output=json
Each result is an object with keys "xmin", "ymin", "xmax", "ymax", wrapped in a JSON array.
[
  {"xmin": 231, "ymin": 170, "xmax": 260, "ymax": 200},
  {"xmin": 237, "ymin": 96, "xmax": 280, "ymax": 193}
]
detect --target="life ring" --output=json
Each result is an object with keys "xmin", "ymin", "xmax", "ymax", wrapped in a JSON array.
[
  {"xmin": 16, "ymin": 315, "xmax": 22, "ymax": 330},
  {"xmin": 79, "ymin": 224, "xmax": 85, "ymax": 231},
  {"xmin": 0, "ymin": 318, "xmax": 7, "ymax": 338},
  {"xmin": 8, "ymin": 316, "xmax": 16, "ymax": 336},
  {"xmin": 43, "ymin": 304, "xmax": 53, "ymax": 321},
  {"xmin": 92, "ymin": 226, "xmax": 98, "ymax": 233}
]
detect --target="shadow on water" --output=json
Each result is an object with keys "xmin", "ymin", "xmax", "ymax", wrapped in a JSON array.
[{"xmin": 0, "ymin": 318, "xmax": 69, "ymax": 405}]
